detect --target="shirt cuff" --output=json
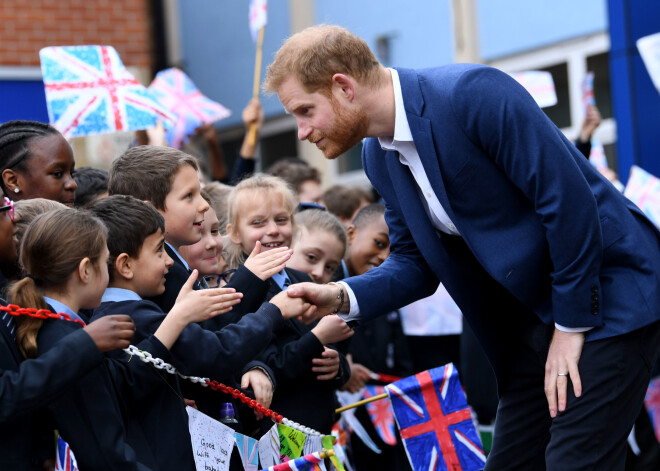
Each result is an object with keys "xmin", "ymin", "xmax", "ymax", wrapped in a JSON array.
[
  {"xmin": 554, "ymin": 323, "xmax": 594, "ymax": 333},
  {"xmin": 336, "ymin": 281, "xmax": 361, "ymax": 322}
]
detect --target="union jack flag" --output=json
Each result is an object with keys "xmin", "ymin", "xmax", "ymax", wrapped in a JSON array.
[
  {"xmin": 624, "ymin": 165, "xmax": 660, "ymax": 227},
  {"xmin": 644, "ymin": 377, "xmax": 660, "ymax": 442},
  {"xmin": 39, "ymin": 45, "xmax": 174, "ymax": 138},
  {"xmin": 148, "ymin": 68, "xmax": 231, "ymax": 149},
  {"xmin": 260, "ymin": 451, "xmax": 324, "ymax": 471},
  {"xmin": 235, "ymin": 432, "xmax": 259, "ymax": 471},
  {"xmin": 249, "ymin": 0, "xmax": 268, "ymax": 42},
  {"xmin": 582, "ymin": 72, "xmax": 596, "ymax": 114},
  {"xmin": 363, "ymin": 385, "xmax": 397, "ymax": 446},
  {"xmin": 386, "ymin": 364, "xmax": 485, "ymax": 471},
  {"xmin": 55, "ymin": 435, "xmax": 79, "ymax": 471}
]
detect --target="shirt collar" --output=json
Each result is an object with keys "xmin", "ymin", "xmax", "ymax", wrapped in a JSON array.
[
  {"xmin": 271, "ymin": 270, "xmax": 291, "ymax": 291},
  {"xmin": 166, "ymin": 242, "xmax": 190, "ymax": 271},
  {"xmin": 43, "ymin": 297, "xmax": 82, "ymax": 322},
  {"xmin": 101, "ymin": 287, "xmax": 142, "ymax": 303},
  {"xmin": 379, "ymin": 68, "xmax": 414, "ymax": 150}
]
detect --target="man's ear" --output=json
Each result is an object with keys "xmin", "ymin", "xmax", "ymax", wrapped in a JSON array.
[
  {"xmin": 114, "ymin": 253, "xmax": 134, "ymax": 280},
  {"xmin": 332, "ymin": 74, "xmax": 355, "ymax": 101}
]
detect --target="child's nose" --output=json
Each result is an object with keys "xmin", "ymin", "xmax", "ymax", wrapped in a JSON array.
[
  {"xmin": 165, "ymin": 253, "xmax": 174, "ymax": 267},
  {"xmin": 311, "ymin": 265, "xmax": 324, "ymax": 282},
  {"xmin": 266, "ymin": 220, "xmax": 279, "ymax": 235}
]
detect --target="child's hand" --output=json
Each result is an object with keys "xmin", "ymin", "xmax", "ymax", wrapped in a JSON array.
[
  {"xmin": 340, "ymin": 354, "xmax": 372, "ymax": 393},
  {"xmin": 311, "ymin": 314, "xmax": 354, "ymax": 345},
  {"xmin": 244, "ymin": 241, "xmax": 293, "ymax": 281},
  {"xmin": 173, "ymin": 270, "xmax": 243, "ymax": 323},
  {"xmin": 269, "ymin": 290, "xmax": 316, "ymax": 319},
  {"xmin": 84, "ymin": 315, "xmax": 135, "ymax": 352},
  {"xmin": 312, "ymin": 347, "xmax": 341, "ymax": 381},
  {"xmin": 241, "ymin": 368, "xmax": 273, "ymax": 419}
]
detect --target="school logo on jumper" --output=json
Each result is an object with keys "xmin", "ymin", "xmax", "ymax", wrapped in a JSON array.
[
  {"xmin": 386, "ymin": 363, "xmax": 485, "ymax": 471},
  {"xmin": 39, "ymin": 45, "xmax": 174, "ymax": 138}
]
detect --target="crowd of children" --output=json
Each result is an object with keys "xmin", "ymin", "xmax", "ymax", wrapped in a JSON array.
[
  {"xmin": 0, "ymin": 109, "xmax": 504, "ymax": 470},
  {"xmin": 0, "ymin": 117, "xmax": 405, "ymax": 470}
]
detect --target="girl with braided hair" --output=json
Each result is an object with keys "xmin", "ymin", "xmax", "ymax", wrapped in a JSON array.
[{"xmin": 0, "ymin": 120, "xmax": 76, "ymax": 205}]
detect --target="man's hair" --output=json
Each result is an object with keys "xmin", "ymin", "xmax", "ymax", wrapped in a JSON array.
[
  {"xmin": 88, "ymin": 195, "xmax": 165, "ymax": 281},
  {"xmin": 73, "ymin": 166, "xmax": 108, "ymax": 207},
  {"xmin": 108, "ymin": 145, "xmax": 198, "ymax": 210},
  {"xmin": 351, "ymin": 203, "xmax": 386, "ymax": 229},
  {"xmin": 323, "ymin": 185, "xmax": 373, "ymax": 220},
  {"xmin": 263, "ymin": 24, "xmax": 382, "ymax": 95},
  {"xmin": 267, "ymin": 159, "xmax": 321, "ymax": 195}
]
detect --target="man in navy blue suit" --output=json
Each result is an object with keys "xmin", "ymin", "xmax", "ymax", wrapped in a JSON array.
[{"xmin": 266, "ymin": 25, "xmax": 660, "ymax": 469}]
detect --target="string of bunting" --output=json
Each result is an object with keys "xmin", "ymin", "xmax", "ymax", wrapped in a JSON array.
[{"xmin": 0, "ymin": 303, "xmax": 322, "ymax": 437}]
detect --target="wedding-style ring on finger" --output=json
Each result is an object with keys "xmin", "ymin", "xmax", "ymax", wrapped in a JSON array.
[{"xmin": 557, "ymin": 373, "xmax": 568, "ymax": 376}]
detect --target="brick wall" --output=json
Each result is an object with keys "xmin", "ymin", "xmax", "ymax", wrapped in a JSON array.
[{"xmin": 0, "ymin": 0, "xmax": 154, "ymax": 69}]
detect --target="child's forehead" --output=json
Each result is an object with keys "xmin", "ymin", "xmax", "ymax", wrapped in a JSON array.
[{"xmin": 237, "ymin": 190, "xmax": 288, "ymax": 213}]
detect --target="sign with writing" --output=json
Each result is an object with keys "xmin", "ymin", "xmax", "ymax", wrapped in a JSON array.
[
  {"xmin": 278, "ymin": 423, "xmax": 306, "ymax": 459},
  {"xmin": 187, "ymin": 406, "xmax": 234, "ymax": 471},
  {"xmin": 259, "ymin": 424, "xmax": 281, "ymax": 468}
]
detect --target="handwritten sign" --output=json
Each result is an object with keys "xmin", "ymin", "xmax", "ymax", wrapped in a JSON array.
[
  {"xmin": 258, "ymin": 424, "xmax": 280, "ymax": 468},
  {"xmin": 278, "ymin": 423, "xmax": 306, "ymax": 459},
  {"xmin": 187, "ymin": 406, "xmax": 234, "ymax": 471}
]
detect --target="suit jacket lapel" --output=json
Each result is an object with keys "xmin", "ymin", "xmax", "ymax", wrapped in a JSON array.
[{"xmin": 396, "ymin": 68, "xmax": 459, "ymax": 226}]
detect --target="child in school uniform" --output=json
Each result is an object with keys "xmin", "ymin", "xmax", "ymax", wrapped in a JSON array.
[
  {"xmin": 287, "ymin": 208, "xmax": 347, "ymax": 285},
  {"xmin": 225, "ymin": 174, "xmax": 354, "ymax": 434},
  {"xmin": 0, "ymin": 197, "xmax": 134, "ymax": 470},
  {"xmin": 10, "ymin": 208, "xmax": 225, "ymax": 470},
  {"xmin": 90, "ymin": 195, "xmax": 314, "ymax": 463}
]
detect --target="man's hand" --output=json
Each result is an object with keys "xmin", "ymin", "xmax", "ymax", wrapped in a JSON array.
[
  {"xmin": 544, "ymin": 329, "xmax": 585, "ymax": 418},
  {"xmin": 312, "ymin": 347, "xmax": 341, "ymax": 381},
  {"xmin": 286, "ymin": 282, "xmax": 348, "ymax": 324}
]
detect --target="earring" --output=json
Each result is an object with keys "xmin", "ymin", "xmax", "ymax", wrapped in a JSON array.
[{"xmin": 13, "ymin": 188, "xmax": 18, "ymax": 194}]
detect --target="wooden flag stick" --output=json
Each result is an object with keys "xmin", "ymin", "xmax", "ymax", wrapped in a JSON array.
[
  {"xmin": 248, "ymin": 25, "xmax": 265, "ymax": 145},
  {"xmin": 334, "ymin": 392, "xmax": 389, "ymax": 414}
]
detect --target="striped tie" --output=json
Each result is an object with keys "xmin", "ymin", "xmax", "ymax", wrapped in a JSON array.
[{"xmin": 2, "ymin": 312, "xmax": 16, "ymax": 341}]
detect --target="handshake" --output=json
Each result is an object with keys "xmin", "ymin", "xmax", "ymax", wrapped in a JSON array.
[{"xmin": 273, "ymin": 281, "xmax": 349, "ymax": 324}]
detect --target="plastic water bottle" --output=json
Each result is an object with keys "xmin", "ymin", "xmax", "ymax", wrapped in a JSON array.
[{"xmin": 219, "ymin": 402, "xmax": 241, "ymax": 433}]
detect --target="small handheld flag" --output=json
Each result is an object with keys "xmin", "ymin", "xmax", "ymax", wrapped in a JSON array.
[
  {"xmin": 386, "ymin": 363, "xmax": 485, "ymax": 471},
  {"xmin": 39, "ymin": 45, "xmax": 174, "ymax": 137}
]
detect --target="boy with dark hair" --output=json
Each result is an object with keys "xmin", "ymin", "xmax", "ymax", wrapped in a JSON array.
[
  {"xmin": 267, "ymin": 159, "xmax": 324, "ymax": 205},
  {"xmin": 72, "ymin": 166, "xmax": 108, "ymax": 207},
  {"xmin": 108, "ymin": 145, "xmax": 209, "ymax": 312},
  {"xmin": 89, "ymin": 195, "xmax": 314, "ymax": 467}
]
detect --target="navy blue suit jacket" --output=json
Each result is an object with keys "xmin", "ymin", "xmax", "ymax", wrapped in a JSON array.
[{"xmin": 346, "ymin": 65, "xmax": 660, "ymax": 376}]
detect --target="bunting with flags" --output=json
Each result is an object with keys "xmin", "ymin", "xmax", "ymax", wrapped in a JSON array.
[{"xmin": 386, "ymin": 363, "xmax": 485, "ymax": 471}]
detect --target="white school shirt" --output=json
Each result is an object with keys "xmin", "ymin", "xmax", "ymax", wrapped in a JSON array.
[{"xmin": 339, "ymin": 69, "xmax": 588, "ymax": 333}]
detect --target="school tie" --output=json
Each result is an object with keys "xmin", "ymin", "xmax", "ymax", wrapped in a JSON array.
[{"xmin": 2, "ymin": 312, "xmax": 16, "ymax": 341}]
